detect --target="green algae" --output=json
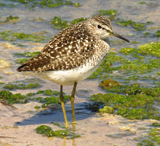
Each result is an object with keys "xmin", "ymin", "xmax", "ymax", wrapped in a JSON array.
[
  {"xmin": 31, "ymin": 89, "xmax": 70, "ymax": 108},
  {"xmin": 148, "ymin": 128, "xmax": 160, "ymax": 144},
  {"xmin": 144, "ymin": 32, "xmax": 150, "ymax": 37},
  {"xmin": 115, "ymin": 19, "xmax": 151, "ymax": 31},
  {"xmin": 0, "ymin": 82, "xmax": 5, "ymax": 85},
  {"xmin": 15, "ymin": 51, "xmax": 41, "ymax": 57},
  {"xmin": 0, "ymin": 84, "xmax": 70, "ymax": 107},
  {"xmin": 4, "ymin": 83, "xmax": 40, "ymax": 90},
  {"xmin": 72, "ymin": 17, "xmax": 87, "ymax": 24},
  {"xmin": 120, "ymin": 42, "xmax": 160, "ymax": 57},
  {"xmin": 11, "ymin": 0, "xmax": 81, "ymax": 8},
  {"xmin": 53, "ymin": 122, "xmax": 61, "ymax": 126},
  {"xmin": 152, "ymin": 123, "xmax": 160, "ymax": 127},
  {"xmin": 40, "ymin": 96, "xmax": 59, "ymax": 108},
  {"xmin": 88, "ymin": 84, "xmax": 160, "ymax": 120},
  {"xmin": 0, "ymin": 3, "xmax": 17, "ymax": 8},
  {"xmin": 154, "ymin": 30, "xmax": 160, "ymax": 38},
  {"xmin": 98, "ymin": 10, "xmax": 118, "ymax": 16},
  {"xmin": 115, "ymin": 19, "xmax": 133, "ymax": 26},
  {"xmin": 50, "ymin": 16, "xmax": 87, "ymax": 30},
  {"xmin": 99, "ymin": 106, "xmax": 114, "ymax": 114},
  {"xmin": 0, "ymin": 31, "xmax": 49, "ymax": 42},
  {"xmin": 0, "ymin": 90, "xmax": 29, "ymax": 104},
  {"xmin": 139, "ymin": 2, "xmax": 146, "ymax": 4},
  {"xmin": 103, "ymin": 84, "xmax": 160, "ymax": 97},
  {"xmin": 5, "ymin": 15, "xmax": 19, "ymax": 22},
  {"xmin": 41, "ymin": 95, "xmax": 70, "ymax": 108},
  {"xmin": 97, "ymin": 9, "xmax": 118, "ymax": 20},
  {"xmin": 36, "ymin": 125, "xmax": 80, "ymax": 138},
  {"xmin": 50, "ymin": 16, "xmax": 69, "ymax": 30},
  {"xmin": 88, "ymin": 42, "xmax": 160, "ymax": 86},
  {"xmin": 0, "ymin": 3, "xmax": 6, "ymax": 7},
  {"xmin": 55, "ymin": 130, "xmax": 80, "ymax": 139},
  {"xmin": 137, "ymin": 140, "xmax": 155, "ymax": 146},
  {"xmin": 39, "ymin": 0, "xmax": 81, "ymax": 8},
  {"xmin": 16, "ymin": 51, "xmax": 41, "ymax": 64},
  {"xmin": 36, "ymin": 89, "xmax": 61, "ymax": 96},
  {"xmin": 99, "ymin": 78, "xmax": 121, "ymax": 88},
  {"xmin": 132, "ymin": 23, "xmax": 146, "ymax": 31},
  {"xmin": 17, "ymin": 58, "xmax": 28, "ymax": 64},
  {"xmin": 36, "ymin": 125, "xmax": 55, "ymax": 137},
  {"xmin": 34, "ymin": 105, "xmax": 40, "ymax": 109},
  {"xmin": 0, "ymin": 15, "xmax": 19, "ymax": 25}
]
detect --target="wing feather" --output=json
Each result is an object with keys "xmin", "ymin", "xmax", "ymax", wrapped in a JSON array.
[{"xmin": 17, "ymin": 22, "xmax": 97, "ymax": 72}]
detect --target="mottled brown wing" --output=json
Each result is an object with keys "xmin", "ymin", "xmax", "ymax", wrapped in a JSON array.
[{"xmin": 17, "ymin": 22, "xmax": 97, "ymax": 72}]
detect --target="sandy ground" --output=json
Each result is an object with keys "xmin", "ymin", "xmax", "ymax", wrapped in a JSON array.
[{"xmin": 0, "ymin": 0, "xmax": 160, "ymax": 145}]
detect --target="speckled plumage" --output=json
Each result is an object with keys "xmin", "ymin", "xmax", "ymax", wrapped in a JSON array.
[
  {"xmin": 17, "ymin": 15, "xmax": 112, "ymax": 85},
  {"xmin": 17, "ymin": 15, "xmax": 129, "ymax": 85},
  {"xmin": 17, "ymin": 15, "xmax": 129, "ymax": 127}
]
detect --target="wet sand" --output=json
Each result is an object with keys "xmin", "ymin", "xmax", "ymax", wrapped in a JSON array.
[{"xmin": 0, "ymin": 0, "xmax": 160, "ymax": 145}]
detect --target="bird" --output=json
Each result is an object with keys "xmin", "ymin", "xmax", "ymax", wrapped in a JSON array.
[{"xmin": 17, "ymin": 15, "xmax": 129, "ymax": 129}]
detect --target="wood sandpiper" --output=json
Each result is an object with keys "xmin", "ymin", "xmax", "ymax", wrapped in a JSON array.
[{"xmin": 17, "ymin": 15, "xmax": 129, "ymax": 128}]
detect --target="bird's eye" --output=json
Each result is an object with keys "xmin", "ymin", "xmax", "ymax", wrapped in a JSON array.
[{"xmin": 97, "ymin": 25, "xmax": 102, "ymax": 29}]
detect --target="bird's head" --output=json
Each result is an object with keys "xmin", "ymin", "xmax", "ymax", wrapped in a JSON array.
[{"xmin": 87, "ymin": 15, "xmax": 129, "ymax": 42}]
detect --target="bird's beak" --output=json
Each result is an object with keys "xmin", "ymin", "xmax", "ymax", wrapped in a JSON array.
[{"xmin": 110, "ymin": 31, "xmax": 130, "ymax": 43}]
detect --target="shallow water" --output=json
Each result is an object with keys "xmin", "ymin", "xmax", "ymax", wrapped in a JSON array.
[{"xmin": 0, "ymin": 0, "xmax": 160, "ymax": 146}]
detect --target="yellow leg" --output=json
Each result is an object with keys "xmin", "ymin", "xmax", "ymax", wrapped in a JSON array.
[
  {"xmin": 72, "ymin": 122, "xmax": 76, "ymax": 146},
  {"xmin": 71, "ymin": 82, "xmax": 77, "ymax": 123},
  {"xmin": 63, "ymin": 137, "xmax": 67, "ymax": 146},
  {"xmin": 60, "ymin": 85, "xmax": 69, "ymax": 129}
]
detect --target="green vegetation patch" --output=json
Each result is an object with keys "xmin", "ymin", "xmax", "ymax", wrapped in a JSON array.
[
  {"xmin": 0, "ymin": 3, "xmax": 17, "ymax": 8},
  {"xmin": 0, "ymin": 90, "xmax": 29, "ymax": 104},
  {"xmin": 33, "ymin": 89, "xmax": 70, "ymax": 108},
  {"xmin": 0, "ymin": 31, "xmax": 49, "ymax": 42},
  {"xmin": 115, "ymin": 19, "xmax": 133, "ymax": 26},
  {"xmin": 15, "ymin": 51, "xmax": 41, "ymax": 57},
  {"xmin": 0, "ymin": 3, "xmax": 6, "ymax": 7},
  {"xmin": 152, "ymin": 122, "xmax": 160, "ymax": 127},
  {"xmin": 102, "ymin": 84, "xmax": 160, "ymax": 97},
  {"xmin": 99, "ymin": 106, "xmax": 114, "ymax": 114},
  {"xmin": 115, "ymin": 19, "xmax": 152, "ymax": 31},
  {"xmin": 36, "ymin": 125, "xmax": 80, "ymax": 138},
  {"xmin": 36, "ymin": 125, "xmax": 55, "ymax": 137},
  {"xmin": 50, "ymin": 16, "xmax": 87, "ymax": 30},
  {"xmin": 0, "ymin": 15, "xmax": 19, "ymax": 25},
  {"xmin": 132, "ymin": 23, "xmax": 146, "ymax": 31},
  {"xmin": 97, "ymin": 9, "xmax": 118, "ymax": 20},
  {"xmin": 138, "ymin": 127, "xmax": 160, "ymax": 145},
  {"xmin": 137, "ymin": 139, "xmax": 155, "ymax": 146},
  {"xmin": 120, "ymin": 42, "xmax": 160, "ymax": 58},
  {"xmin": 15, "ymin": 51, "xmax": 41, "ymax": 64},
  {"xmin": 11, "ymin": 0, "xmax": 81, "ymax": 9},
  {"xmin": 98, "ymin": 10, "xmax": 118, "ymax": 16},
  {"xmin": 4, "ymin": 83, "xmax": 40, "ymax": 90},
  {"xmin": 143, "ymin": 32, "xmax": 150, "ymax": 37},
  {"xmin": 153, "ymin": 30, "xmax": 160, "ymax": 38},
  {"xmin": 99, "ymin": 78, "xmax": 121, "ymax": 88},
  {"xmin": 88, "ymin": 83, "xmax": 160, "ymax": 120},
  {"xmin": 89, "ymin": 42, "xmax": 160, "ymax": 86},
  {"xmin": 17, "ymin": 58, "xmax": 28, "ymax": 64},
  {"xmin": 39, "ymin": 0, "xmax": 81, "ymax": 8},
  {"xmin": 139, "ymin": 2, "xmax": 146, "ymax": 4},
  {"xmin": 149, "ymin": 128, "xmax": 160, "ymax": 144},
  {"xmin": 0, "ymin": 88, "xmax": 70, "ymax": 107},
  {"xmin": 0, "ymin": 82, "xmax": 5, "ymax": 85}
]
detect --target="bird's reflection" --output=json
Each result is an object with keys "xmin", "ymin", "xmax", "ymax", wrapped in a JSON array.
[{"xmin": 63, "ymin": 123, "xmax": 76, "ymax": 146}]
